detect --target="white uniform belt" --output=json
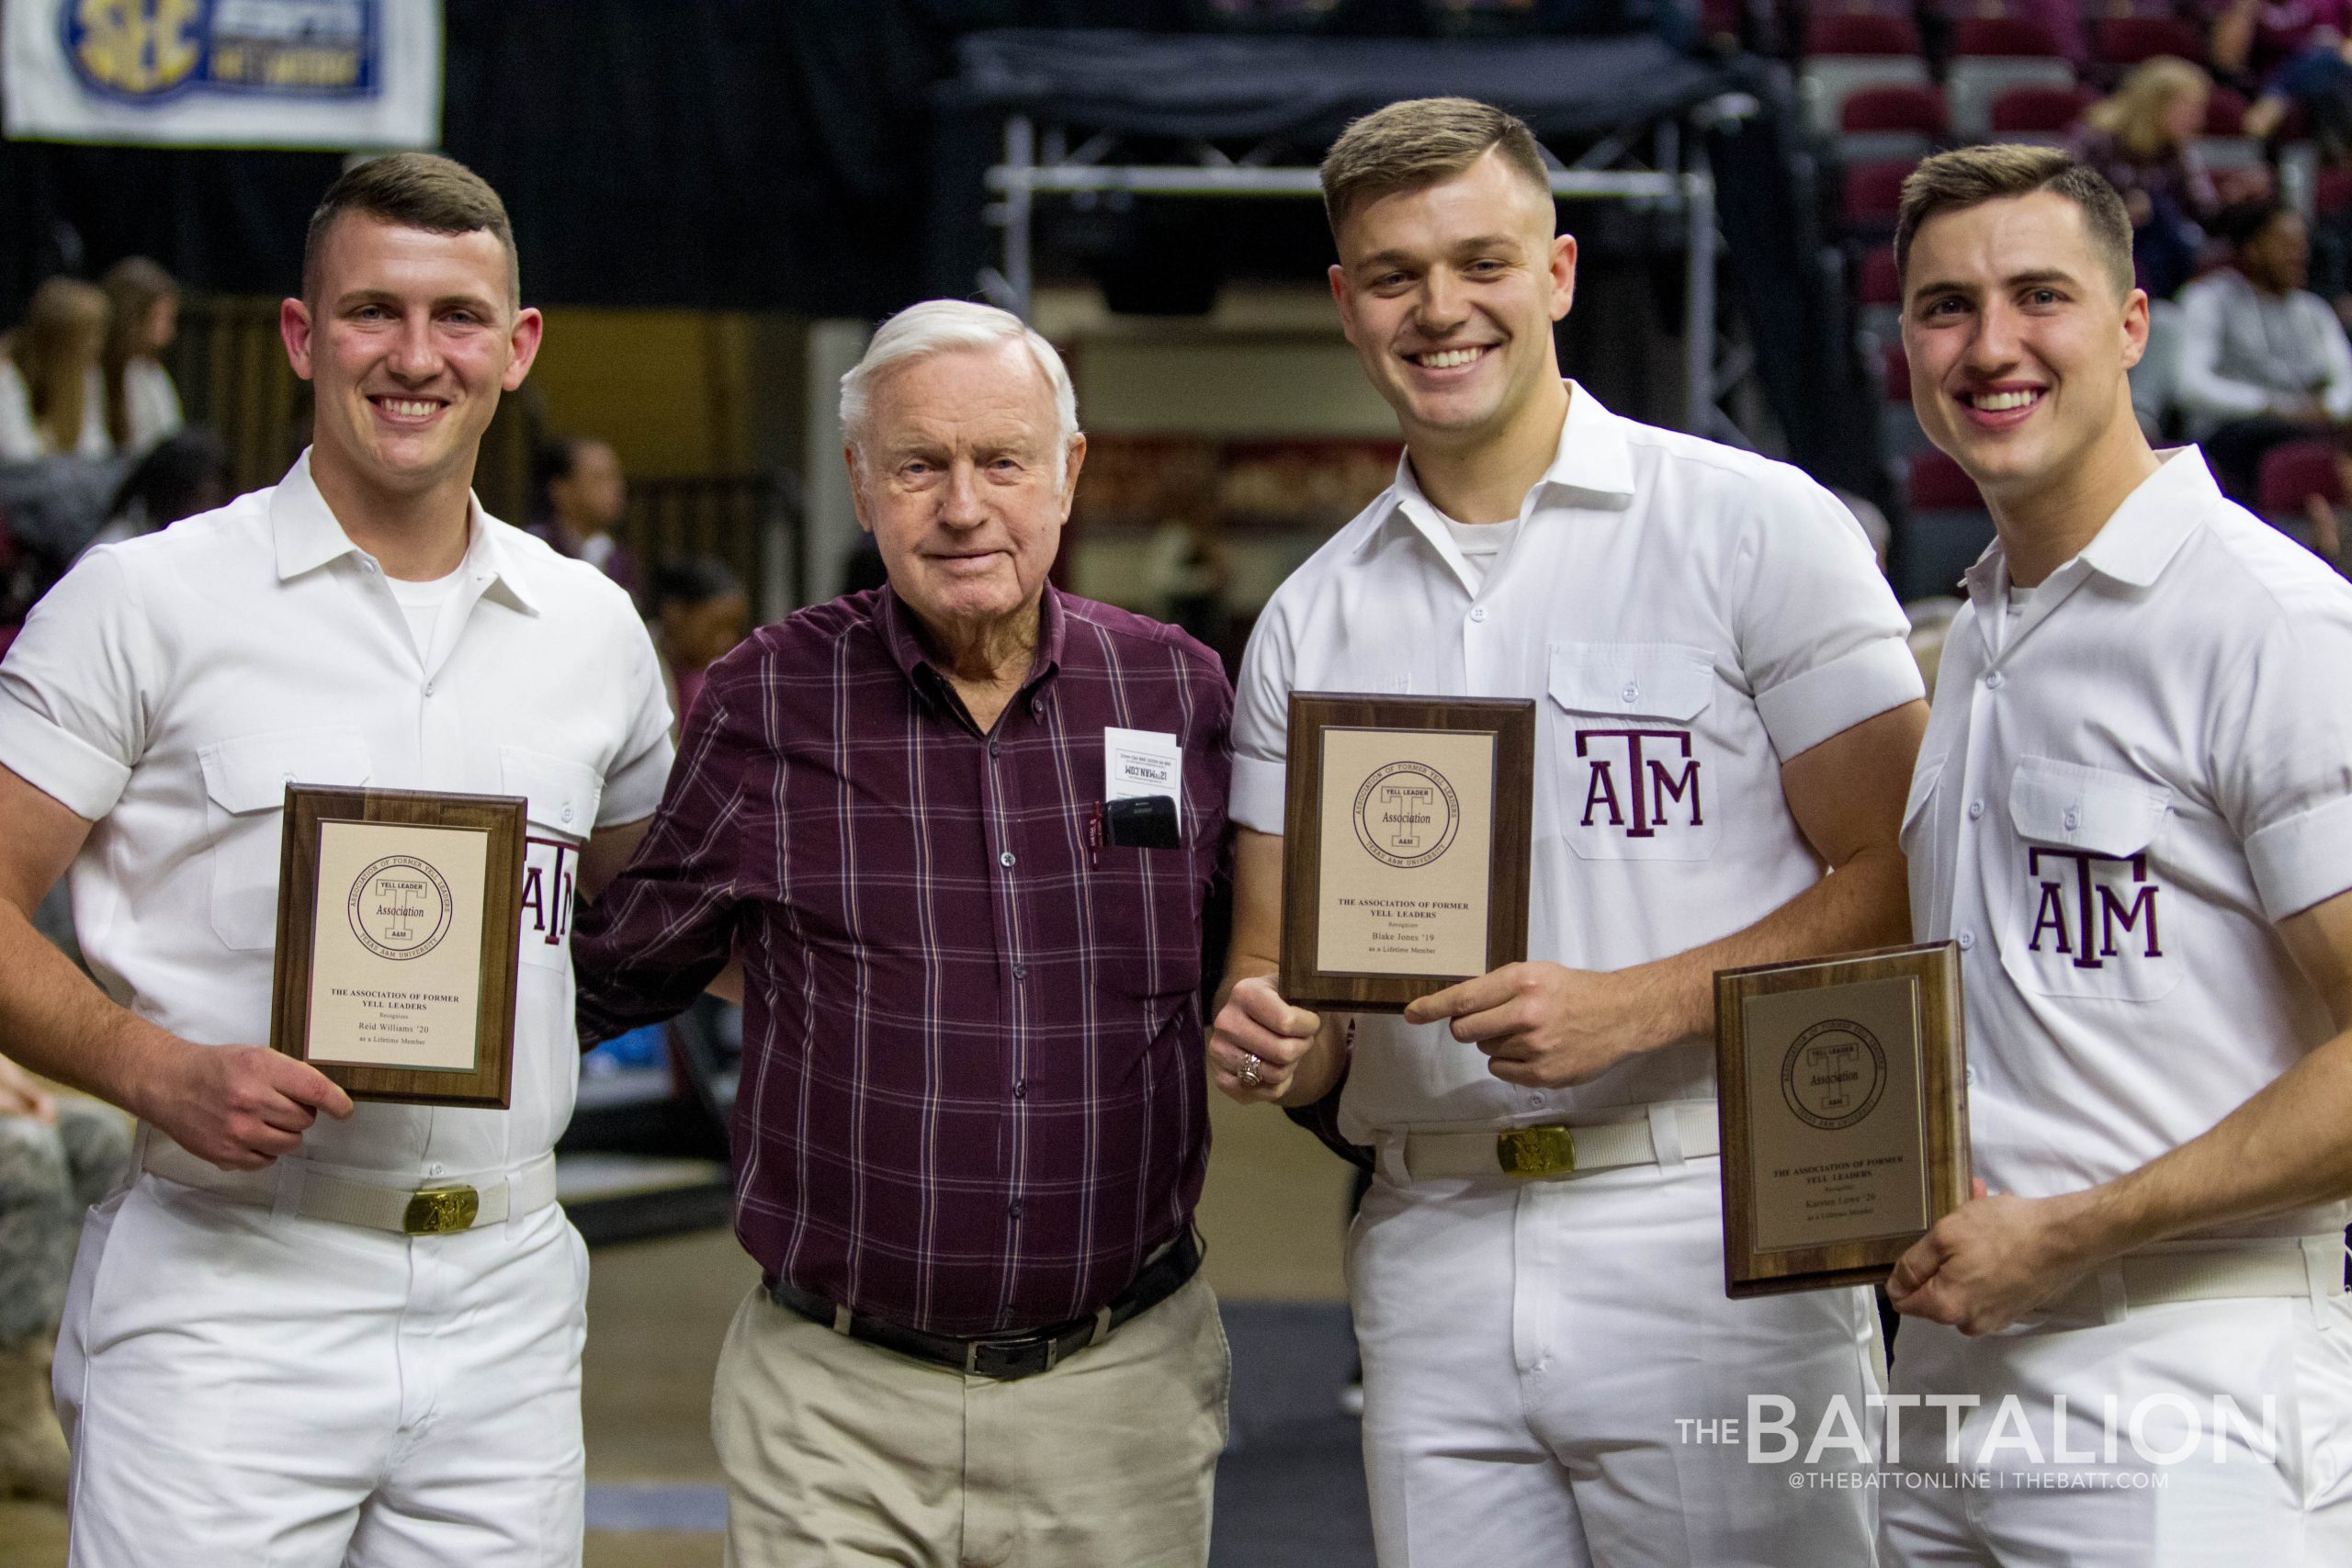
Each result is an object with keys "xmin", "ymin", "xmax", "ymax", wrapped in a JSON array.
[
  {"xmin": 1400, "ymin": 1102, "xmax": 1720, "ymax": 1182},
  {"xmin": 141, "ymin": 1140, "xmax": 558, "ymax": 1235},
  {"xmin": 2042, "ymin": 1235, "xmax": 2348, "ymax": 1318}
]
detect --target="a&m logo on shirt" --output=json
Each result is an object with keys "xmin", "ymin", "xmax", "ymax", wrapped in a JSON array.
[
  {"xmin": 518, "ymin": 836, "xmax": 577, "ymax": 964},
  {"xmin": 1574, "ymin": 728, "xmax": 1703, "ymax": 838},
  {"xmin": 2026, "ymin": 847, "xmax": 2163, "ymax": 968}
]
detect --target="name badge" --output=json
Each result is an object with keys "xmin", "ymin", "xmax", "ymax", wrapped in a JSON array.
[{"xmin": 1104, "ymin": 727, "xmax": 1182, "ymax": 850}]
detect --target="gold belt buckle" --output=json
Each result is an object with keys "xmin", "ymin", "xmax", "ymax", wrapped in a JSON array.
[
  {"xmin": 1496, "ymin": 1125, "xmax": 1577, "ymax": 1178},
  {"xmin": 402, "ymin": 1185, "xmax": 481, "ymax": 1235}
]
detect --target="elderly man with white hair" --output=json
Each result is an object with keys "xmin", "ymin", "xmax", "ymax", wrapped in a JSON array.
[{"xmin": 572, "ymin": 300, "xmax": 1235, "ymax": 1566}]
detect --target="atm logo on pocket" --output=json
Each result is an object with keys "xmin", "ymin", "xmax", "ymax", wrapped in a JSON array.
[
  {"xmin": 1575, "ymin": 728, "xmax": 1703, "ymax": 839},
  {"xmin": 2027, "ymin": 848, "xmax": 2163, "ymax": 969},
  {"xmin": 521, "ymin": 836, "xmax": 578, "ymax": 951}
]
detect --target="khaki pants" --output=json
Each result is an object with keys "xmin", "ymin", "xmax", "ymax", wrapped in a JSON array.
[{"xmin": 713, "ymin": 1273, "xmax": 1228, "ymax": 1568}]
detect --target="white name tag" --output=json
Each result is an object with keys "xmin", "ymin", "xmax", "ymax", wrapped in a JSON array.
[{"xmin": 1104, "ymin": 728, "xmax": 1182, "ymax": 809}]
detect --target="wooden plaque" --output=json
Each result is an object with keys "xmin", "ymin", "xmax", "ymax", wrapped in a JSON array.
[
  {"xmin": 269, "ymin": 785, "xmax": 526, "ymax": 1108},
  {"xmin": 1279, "ymin": 693, "xmax": 1535, "ymax": 1013},
  {"xmin": 1714, "ymin": 941, "xmax": 1971, "ymax": 1298}
]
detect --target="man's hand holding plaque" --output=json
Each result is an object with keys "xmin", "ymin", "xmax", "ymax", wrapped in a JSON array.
[{"xmin": 1208, "ymin": 975, "xmax": 1327, "ymax": 1105}]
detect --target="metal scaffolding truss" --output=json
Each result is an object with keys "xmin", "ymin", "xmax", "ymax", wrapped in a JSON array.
[{"xmin": 978, "ymin": 103, "xmax": 1753, "ymax": 440}]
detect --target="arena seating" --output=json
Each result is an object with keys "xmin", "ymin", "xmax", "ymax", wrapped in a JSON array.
[
  {"xmin": 1839, "ymin": 84, "xmax": 1947, "ymax": 164},
  {"xmin": 1901, "ymin": 450, "xmax": 1997, "ymax": 601},
  {"xmin": 1947, "ymin": 19, "xmax": 2078, "ymax": 141},
  {"xmin": 2091, "ymin": 17, "xmax": 2207, "ymax": 71}
]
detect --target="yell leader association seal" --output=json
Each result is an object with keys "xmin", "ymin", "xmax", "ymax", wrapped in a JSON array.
[
  {"xmin": 348, "ymin": 855, "xmax": 455, "ymax": 961},
  {"xmin": 1781, "ymin": 1019, "xmax": 1888, "ymax": 1131},
  {"xmin": 1353, "ymin": 761, "xmax": 1462, "ymax": 869}
]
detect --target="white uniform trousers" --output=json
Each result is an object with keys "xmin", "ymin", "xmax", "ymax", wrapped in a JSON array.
[
  {"xmin": 1882, "ymin": 1291, "xmax": 2352, "ymax": 1566},
  {"xmin": 53, "ymin": 1168, "xmax": 589, "ymax": 1568},
  {"xmin": 1351, "ymin": 1150, "xmax": 1883, "ymax": 1568}
]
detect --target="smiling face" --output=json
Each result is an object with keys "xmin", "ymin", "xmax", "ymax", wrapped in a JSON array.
[
  {"xmin": 279, "ymin": 213, "xmax": 541, "ymax": 506},
  {"xmin": 1902, "ymin": 190, "xmax": 2147, "ymax": 503},
  {"xmin": 848, "ymin": 338, "xmax": 1082, "ymax": 646},
  {"xmin": 1328, "ymin": 150, "xmax": 1576, "ymax": 452}
]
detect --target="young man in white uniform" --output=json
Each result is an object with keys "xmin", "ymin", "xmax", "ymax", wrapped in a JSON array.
[
  {"xmin": 1208, "ymin": 97, "xmax": 1929, "ymax": 1566},
  {"xmin": 0, "ymin": 155, "xmax": 673, "ymax": 1565},
  {"xmin": 1882, "ymin": 145, "xmax": 2352, "ymax": 1565}
]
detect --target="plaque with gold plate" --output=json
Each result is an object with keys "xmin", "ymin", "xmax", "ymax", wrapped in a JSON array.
[
  {"xmin": 268, "ymin": 786, "xmax": 526, "ymax": 1110},
  {"xmin": 1279, "ymin": 693, "xmax": 1536, "ymax": 1013},
  {"xmin": 1714, "ymin": 942, "xmax": 1970, "ymax": 1297}
]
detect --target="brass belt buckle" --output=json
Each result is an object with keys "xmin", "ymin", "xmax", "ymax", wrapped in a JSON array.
[
  {"xmin": 1496, "ymin": 1125, "xmax": 1577, "ymax": 1178},
  {"xmin": 402, "ymin": 1185, "xmax": 481, "ymax": 1235}
]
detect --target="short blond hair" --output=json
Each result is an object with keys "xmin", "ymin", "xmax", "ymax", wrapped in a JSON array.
[
  {"xmin": 1894, "ymin": 144, "xmax": 2134, "ymax": 297},
  {"xmin": 1319, "ymin": 96, "xmax": 1551, "ymax": 238}
]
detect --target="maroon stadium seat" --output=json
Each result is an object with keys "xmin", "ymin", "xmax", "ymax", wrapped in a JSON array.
[
  {"xmin": 1858, "ymin": 245, "xmax": 1902, "ymax": 307},
  {"xmin": 1952, "ymin": 17, "xmax": 2066, "ymax": 57},
  {"xmin": 2092, "ymin": 17, "xmax": 2208, "ymax": 67},
  {"xmin": 1842, "ymin": 84, "xmax": 1948, "ymax": 135},
  {"xmin": 1989, "ymin": 84, "xmax": 2096, "ymax": 135},
  {"xmin": 1883, "ymin": 343, "xmax": 1912, "ymax": 404},
  {"xmin": 2206, "ymin": 86, "xmax": 2247, "ymax": 137},
  {"xmin": 2256, "ymin": 440, "xmax": 2345, "ymax": 514},
  {"xmin": 1807, "ymin": 12, "xmax": 1919, "ymax": 56},
  {"xmin": 1842, "ymin": 160, "xmax": 1914, "ymax": 231},
  {"xmin": 1910, "ymin": 451, "xmax": 1984, "ymax": 512}
]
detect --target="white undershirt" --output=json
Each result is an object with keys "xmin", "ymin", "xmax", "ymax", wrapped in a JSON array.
[
  {"xmin": 1442, "ymin": 514, "xmax": 1522, "ymax": 592},
  {"xmin": 383, "ymin": 567, "xmax": 464, "ymax": 661}
]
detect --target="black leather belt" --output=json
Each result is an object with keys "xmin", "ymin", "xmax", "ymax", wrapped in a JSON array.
[{"xmin": 764, "ymin": 1227, "xmax": 1202, "ymax": 1382}]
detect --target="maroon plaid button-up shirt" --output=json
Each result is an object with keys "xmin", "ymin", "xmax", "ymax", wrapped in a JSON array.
[{"xmin": 575, "ymin": 584, "xmax": 1230, "ymax": 1336}]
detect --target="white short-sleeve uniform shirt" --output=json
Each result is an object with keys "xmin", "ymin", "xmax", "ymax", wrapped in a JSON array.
[
  {"xmin": 0, "ymin": 451, "xmax": 675, "ymax": 1177},
  {"xmin": 1905, "ymin": 449, "xmax": 2352, "ymax": 1239},
  {"xmin": 1233, "ymin": 386, "xmax": 1923, "ymax": 1141}
]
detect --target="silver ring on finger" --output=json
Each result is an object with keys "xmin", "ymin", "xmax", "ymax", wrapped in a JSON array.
[{"xmin": 1238, "ymin": 1053, "xmax": 1263, "ymax": 1088}]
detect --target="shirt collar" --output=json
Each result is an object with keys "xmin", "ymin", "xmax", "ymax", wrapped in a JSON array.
[
  {"xmin": 1359, "ymin": 379, "xmax": 1636, "ymax": 560},
  {"xmin": 871, "ymin": 579, "xmax": 1068, "ymax": 694},
  {"xmin": 1960, "ymin": 446, "xmax": 2216, "ymax": 601},
  {"xmin": 270, "ymin": 447, "xmax": 541, "ymax": 615}
]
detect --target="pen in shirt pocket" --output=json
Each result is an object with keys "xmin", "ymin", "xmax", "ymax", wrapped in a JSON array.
[{"xmin": 1088, "ymin": 802, "xmax": 1102, "ymax": 868}]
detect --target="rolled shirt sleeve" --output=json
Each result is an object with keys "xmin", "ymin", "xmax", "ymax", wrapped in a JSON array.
[
  {"xmin": 0, "ymin": 548, "xmax": 152, "ymax": 819},
  {"xmin": 2217, "ymin": 587, "xmax": 2352, "ymax": 922},
  {"xmin": 1735, "ymin": 475, "xmax": 1924, "ymax": 761},
  {"xmin": 1228, "ymin": 593, "xmax": 1300, "ymax": 837}
]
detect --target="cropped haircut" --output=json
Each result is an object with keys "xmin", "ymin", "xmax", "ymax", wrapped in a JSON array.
[
  {"xmin": 1319, "ymin": 96, "xmax": 1552, "ymax": 239},
  {"xmin": 1894, "ymin": 145, "xmax": 2135, "ymax": 298},
  {"xmin": 302, "ymin": 152, "xmax": 520, "ymax": 306},
  {"xmin": 838, "ymin": 300, "xmax": 1080, "ymax": 479}
]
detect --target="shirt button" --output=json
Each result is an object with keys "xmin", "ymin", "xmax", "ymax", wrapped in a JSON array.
[
  {"xmin": 1967, "ymin": 799, "xmax": 1984, "ymax": 820},
  {"xmin": 1965, "ymin": 1065, "xmax": 1978, "ymax": 1088},
  {"xmin": 282, "ymin": 771, "xmax": 296, "ymax": 784},
  {"xmin": 1524, "ymin": 1091, "xmax": 1544, "ymax": 1109},
  {"xmin": 1012, "ymin": 1080, "xmax": 1028, "ymax": 1100},
  {"xmin": 999, "ymin": 850, "xmax": 1016, "ymax": 868},
  {"xmin": 424, "ymin": 682, "xmax": 435, "ymax": 697},
  {"xmin": 1620, "ymin": 682, "xmax": 1641, "ymax": 705},
  {"xmin": 1957, "ymin": 931, "xmax": 1976, "ymax": 952},
  {"xmin": 1468, "ymin": 605, "xmax": 1487, "ymax": 623},
  {"xmin": 429, "ymin": 1164, "xmax": 446, "ymax": 1177},
  {"xmin": 1013, "ymin": 963, "xmax": 1029, "ymax": 979},
  {"xmin": 2064, "ymin": 807, "xmax": 2080, "ymax": 831},
  {"xmin": 1007, "ymin": 1201, "xmax": 1023, "ymax": 1221},
  {"xmin": 561, "ymin": 805, "xmax": 575, "ymax": 824},
  {"xmin": 989, "ymin": 740, "xmax": 1001, "ymax": 759},
  {"xmin": 1984, "ymin": 671, "xmax": 2004, "ymax": 690}
]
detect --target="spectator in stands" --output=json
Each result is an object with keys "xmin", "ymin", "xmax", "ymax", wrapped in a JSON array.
[
  {"xmin": 650, "ymin": 555, "xmax": 749, "ymax": 739},
  {"xmin": 0, "ymin": 1051, "xmax": 130, "ymax": 1504},
  {"xmin": 2175, "ymin": 197, "xmax": 2352, "ymax": 501},
  {"xmin": 2073, "ymin": 57, "xmax": 2222, "ymax": 299},
  {"xmin": 0, "ymin": 279, "xmax": 112, "ymax": 463},
  {"xmin": 85, "ymin": 427, "xmax": 232, "ymax": 550},
  {"xmin": 529, "ymin": 433, "xmax": 643, "ymax": 604},
  {"xmin": 97, "ymin": 257, "xmax": 182, "ymax": 457},
  {"xmin": 2214, "ymin": 0, "xmax": 2352, "ymax": 82}
]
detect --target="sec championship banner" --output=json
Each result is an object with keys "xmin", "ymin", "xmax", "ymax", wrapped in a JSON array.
[{"xmin": 4, "ymin": 0, "xmax": 441, "ymax": 148}]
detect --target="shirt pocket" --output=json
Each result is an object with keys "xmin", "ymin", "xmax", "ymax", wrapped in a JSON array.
[
  {"xmin": 503, "ymin": 747, "xmax": 605, "ymax": 971},
  {"xmin": 1548, "ymin": 641, "xmax": 1722, "ymax": 861},
  {"xmin": 198, "ymin": 727, "xmax": 371, "ymax": 951},
  {"xmin": 1999, "ymin": 757, "xmax": 2179, "ymax": 1002}
]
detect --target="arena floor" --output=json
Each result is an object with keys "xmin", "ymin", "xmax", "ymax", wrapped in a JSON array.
[{"xmin": 0, "ymin": 1090, "xmax": 1364, "ymax": 1568}]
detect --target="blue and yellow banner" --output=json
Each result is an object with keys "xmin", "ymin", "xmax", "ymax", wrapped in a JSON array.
[{"xmin": 5, "ymin": 0, "xmax": 440, "ymax": 148}]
